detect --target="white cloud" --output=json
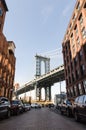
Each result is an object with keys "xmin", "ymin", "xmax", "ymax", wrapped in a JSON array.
[
  {"xmin": 62, "ymin": 4, "xmax": 71, "ymax": 16},
  {"xmin": 41, "ymin": 5, "xmax": 54, "ymax": 24}
]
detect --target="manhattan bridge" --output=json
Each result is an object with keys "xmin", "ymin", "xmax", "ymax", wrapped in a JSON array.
[{"xmin": 16, "ymin": 48, "xmax": 65, "ymax": 102}]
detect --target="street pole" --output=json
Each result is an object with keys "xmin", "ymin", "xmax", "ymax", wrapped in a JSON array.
[{"xmin": 60, "ymin": 79, "xmax": 61, "ymax": 103}]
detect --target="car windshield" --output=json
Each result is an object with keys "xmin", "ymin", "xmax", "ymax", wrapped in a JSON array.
[
  {"xmin": 11, "ymin": 100, "xmax": 19, "ymax": 105},
  {"xmin": 66, "ymin": 100, "xmax": 71, "ymax": 105}
]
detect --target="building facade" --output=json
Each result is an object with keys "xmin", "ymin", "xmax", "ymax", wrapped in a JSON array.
[
  {"xmin": 0, "ymin": 0, "xmax": 16, "ymax": 99},
  {"xmin": 62, "ymin": 0, "xmax": 86, "ymax": 99}
]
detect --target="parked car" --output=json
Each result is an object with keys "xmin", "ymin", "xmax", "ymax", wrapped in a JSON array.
[
  {"xmin": 23, "ymin": 103, "xmax": 31, "ymax": 111},
  {"xmin": 31, "ymin": 103, "xmax": 41, "ymax": 108},
  {"xmin": 48, "ymin": 103, "xmax": 54, "ymax": 108},
  {"xmin": 0, "ymin": 96, "xmax": 11, "ymax": 119},
  {"xmin": 10, "ymin": 99, "xmax": 24, "ymax": 115},
  {"xmin": 73, "ymin": 95, "xmax": 86, "ymax": 121},
  {"xmin": 59, "ymin": 99, "xmax": 73, "ymax": 117}
]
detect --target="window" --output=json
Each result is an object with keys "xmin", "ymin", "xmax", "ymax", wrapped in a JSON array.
[
  {"xmin": 74, "ymin": 25, "xmax": 78, "ymax": 35},
  {"xmin": 1, "ymin": 98, "xmax": 9, "ymax": 104},
  {"xmin": 72, "ymin": 86, "xmax": 75, "ymax": 96},
  {"xmin": 80, "ymin": 65, "xmax": 85, "ymax": 75},
  {"xmin": 74, "ymin": 56, "xmax": 78, "ymax": 66},
  {"xmin": 82, "ymin": 27, "xmax": 86, "ymax": 39},
  {"xmin": 79, "ymin": 50, "xmax": 82, "ymax": 61},
  {"xmin": 76, "ymin": 70, "xmax": 79, "ymax": 79},
  {"xmin": 71, "ymin": 34, "xmax": 74, "ymax": 44},
  {"xmin": 76, "ymin": 27, "xmax": 78, "ymax": 35},
  {"xmin": 70, "ymin": 88, "xmax": 73, "ymax": 96},
  {"xmin": 79, "ymin": 14, "xmax": 83, "ymax": 28},
  {"xmin": 0, "ymin": 8, "xmax": 3, "ymax": 16},
  {"xmin": 77, "ymin": 37, "xmax": 80, "ymax": 45},
  {"xmin": 82, "ymin": 64, "xmax": 85, "ymax": 71},
  {"xmin": 75, "ymin": 97, "xmax": 79, "ymax": 103},
  {"xmin": 83, "ymin": 44, "xmax": 86, "ymax": 55},
  {"xmin": 76, "ymin": 2, "xmax": 80, "ymax": 11},
  {"xmin": 83, "ymin": 80, "xmax": 86, "ymax": 93},
  {"xmin": 78, "ymin": 96, "xmax": 84, "ymax": 104},
  {"xmin": 68, "ymin": 88, "xmax": 72, "ymax": 97},
  {"xmin": 70, "ymin": 23, "xmax": 72, "ymax": 29},
  {"xmin": 67, "ymin": 89, "xmax": 70, "ymax": 97},
  {"xmin": 72, "ymin": 44, "xmax": 75, "ymax": 54},
  {"xmin": 83, "ymin": 95, "xmax": 86, "ymax": 104},
  {"xmin": 78, "ymin": 83, "xmax": 82, "ymax": 95},
  {"xmin": 72, "ymin": 14, "xmax": 76, "ymax": 22},
  {"xmin": 69, "ymin": 76, "xmax": 71, "ymax": 84},
  {"xmin": 71, "ymin": 33, "xmax": 73, "ymax": 37}
]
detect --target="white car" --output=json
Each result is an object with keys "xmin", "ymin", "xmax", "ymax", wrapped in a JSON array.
[
  {"xmin": 23, "ymin": 103, "xmax": 31, "ymax": 111},
  {"xmin": 31, "ymin": 103, "xmax": 41, "ymax": 108}
]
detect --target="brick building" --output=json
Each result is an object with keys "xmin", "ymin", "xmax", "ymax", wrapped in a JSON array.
[
  {"xmin": 62, "ymin": 0, "xmax": 86, "ymax": 99},
  {"xmin": 0, "ymin": 0, "xmax": 16, "ymax": 99}
]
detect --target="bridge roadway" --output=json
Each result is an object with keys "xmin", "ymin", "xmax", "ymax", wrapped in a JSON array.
[{"xmin": 16, "ymin": 64, "xmax": 65, "ymax": 98}]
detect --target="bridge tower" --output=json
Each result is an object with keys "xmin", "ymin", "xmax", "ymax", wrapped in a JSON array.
[
  {"xmin": 35, "ymin": 54, "xmax": 50, "ymax": 77},
  {"xmin": 35, "ymin": 54, "xmax": 51, "ymax": 101}
]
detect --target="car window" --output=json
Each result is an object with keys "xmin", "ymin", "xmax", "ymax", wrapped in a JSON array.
[
  {"xmin": 78, "ymin": 96, "xmax": 84, "ymax": 104},
  {"xmin": 63, "ymin": 100, "xmax": 66, "ymax": 104},
  {"xmin": 83, "ymin": 95, "xmax": 86, "ymax": 104},
  {"xmin": 1, "ymin": 98, "xmax": 8, "ymax": 104},
  {"xmin": 75, "ymin": 97, "xmax": 79, "ymax": 103},
  {"xmin": 66, "ymin": 100, "xmax": 71, "ymax": 105},
  {"xmin": 12, "ymin": 100, "xmax": 19, "ymax": 104},
  {"xmin": 1, "ymin": 98, "xmax": 10, "ymax": 104}
]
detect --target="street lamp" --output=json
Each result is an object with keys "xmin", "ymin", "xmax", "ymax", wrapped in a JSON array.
[{"xmin": 60, "ymin": 78, "xmax": 62, "ymax": 103}]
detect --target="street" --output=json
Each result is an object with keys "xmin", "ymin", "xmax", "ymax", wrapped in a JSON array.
[{"xmin": 0, "ymin": 108, "xmax": 86, "ymax": 130}]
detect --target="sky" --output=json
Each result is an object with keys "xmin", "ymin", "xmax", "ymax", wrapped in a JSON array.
[{"xmin": 4, "ymin": 0, "xmax": 76, "ymax": 99}]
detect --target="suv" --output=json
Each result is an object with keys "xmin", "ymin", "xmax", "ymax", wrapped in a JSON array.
[
  {"xmin": 11, "ymin": 100, "xmax": 24, "ymax": 115},
  {"xmin": 0, "ymin": 96, "xmax": 11, "ymax": 119},
  {"xmin": 59, "ymin": 99, "xmax": 73, "ymax": 117},
  {"xmin": 73, "ymin": 95, "xmax": 86, "ymax": 121}
]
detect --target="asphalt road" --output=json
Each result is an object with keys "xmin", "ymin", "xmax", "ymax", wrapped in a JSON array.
[{"xmin": 0, "ymin": 108, "xmax": 86, "ymax": 130}]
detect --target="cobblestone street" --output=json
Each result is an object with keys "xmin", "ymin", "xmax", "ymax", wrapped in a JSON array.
[{"xmin": 0, "ymin": 108, "xmax": 86, "ymax": 130}]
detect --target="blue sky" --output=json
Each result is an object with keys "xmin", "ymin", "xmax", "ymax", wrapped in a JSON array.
[{"xmin": 4, "ymin": 0, "xmax": 76, "ymax": 99}]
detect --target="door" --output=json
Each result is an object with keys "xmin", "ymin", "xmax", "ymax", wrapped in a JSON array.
[{"xmin": 83, "ymin": 95, "xmax": 86, "ymax": 118}]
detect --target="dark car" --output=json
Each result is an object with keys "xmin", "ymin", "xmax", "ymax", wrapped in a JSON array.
[
  {"xmin": 10, "ymin": 100, "xmax": 24, "ymax": 115},
  {"xmin": 0, "ymin": 96, "xmax": 11, "ymax": 119},
  {"xmin": 73, "ymin": 95, "xmax": 86, "ymax": 121},
  {"xmin": 59, "ymin": 99, "xmax": 73, "ymax": 117},
  {"xmin": 48, "ymin": 103, "xmax": 54, "ymax": 108}
]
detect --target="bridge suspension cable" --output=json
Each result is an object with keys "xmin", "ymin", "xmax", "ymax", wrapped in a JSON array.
[{"xmin": 40, "ymin": 48, "xmax": 62, "ymax": 58}]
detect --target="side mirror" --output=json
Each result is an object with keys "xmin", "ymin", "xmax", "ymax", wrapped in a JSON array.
[
  {"xmin": 0, "ymin": 100, "xmax": 4, "ymax": 104},
  {"xmin": 0, "ymin": 100, "xmax": 1, "ymax": 104}
]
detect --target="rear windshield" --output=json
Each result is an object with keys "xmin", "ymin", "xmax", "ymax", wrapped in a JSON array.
[{"xmin": 11, "ymin": 100, "xmax": 19, "ymax": 104}]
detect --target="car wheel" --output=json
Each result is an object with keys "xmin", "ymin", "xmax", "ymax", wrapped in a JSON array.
[
  {"xmin": 16, "ymin": 109, "xmax": 19, "ymax": 115},
  {"xmin": 61, "ymin": 110, "xmax": 63, "ymax": 115},
  {"xmin": 74, "ymin": 111, "xmax": 79, "ymax": 122},
  {"xmin": 66, "ymin": 109, "xmax": 70, "ymax": 117},
  {"xmin": 6, "ymin": 110, "xmax": 11, "ymax": 118}
]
